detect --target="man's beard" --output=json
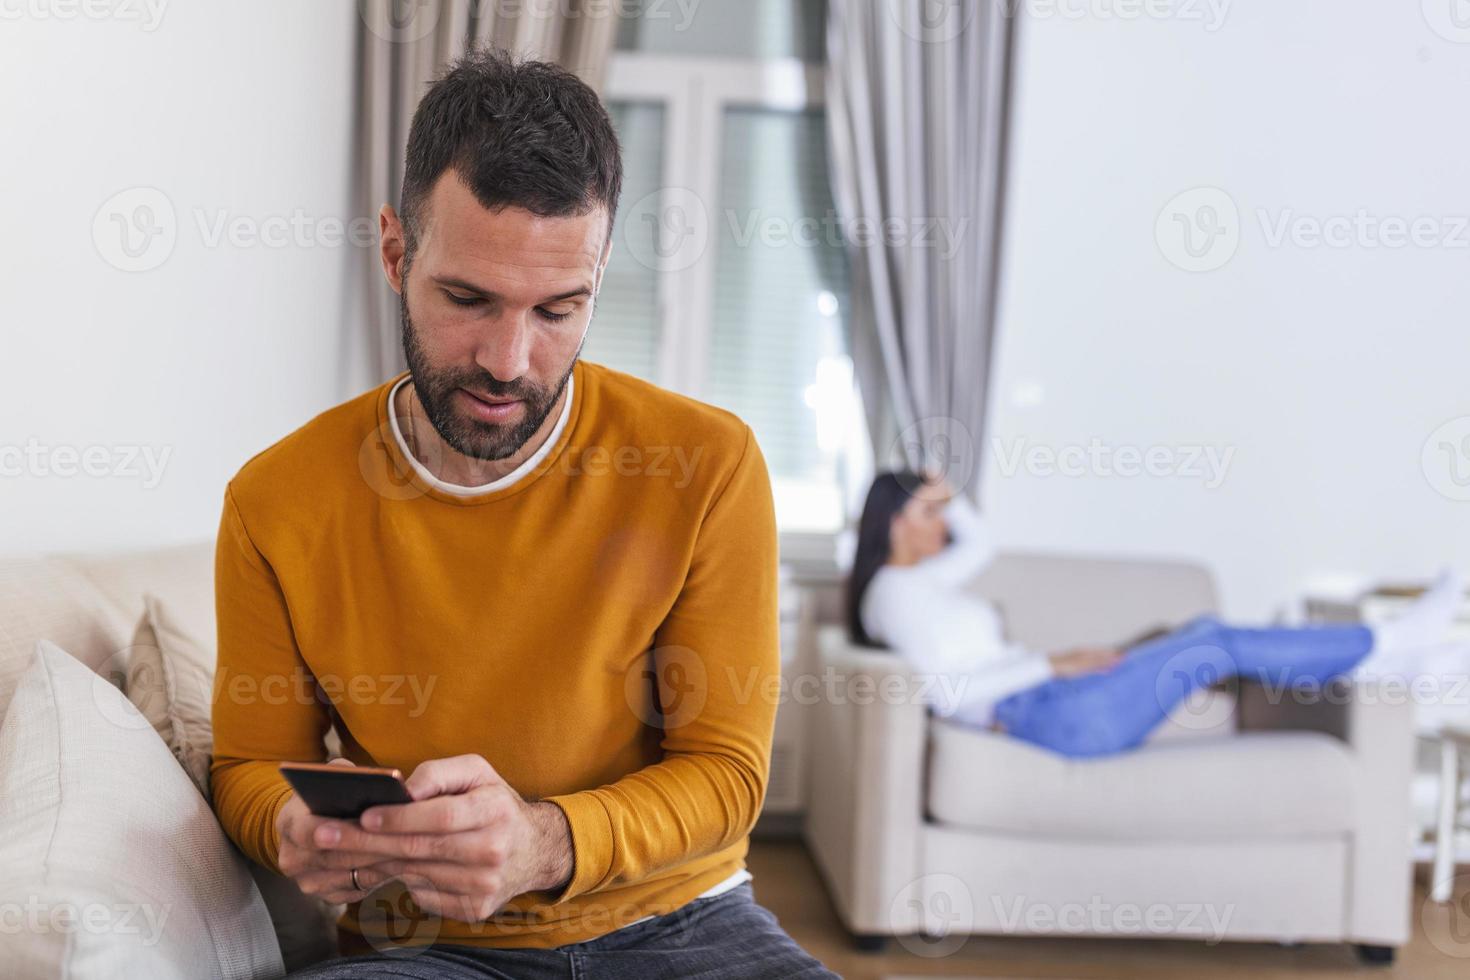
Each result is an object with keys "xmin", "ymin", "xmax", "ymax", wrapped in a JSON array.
[{"xmin": 399, "ymin": 287, "xmax": 579, "ymax": 462}]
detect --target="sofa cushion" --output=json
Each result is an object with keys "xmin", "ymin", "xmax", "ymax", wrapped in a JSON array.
[
  {"xmin": 126, "ymin": 594, "xmax": 217, "ymax": 797},
  {"xmin": 926, "ymin": 718, "xmax": 1357, "ymax": 839},
  {"xmin": 124, "ymin": 595, "xmax": 342, "ymax": 972},
  {"xmin": 0, "ymin": 558, "xmax": 124, "ymax": 721},
  {"xmin": 968, "ymin": 552, "xmax": 1218, "ymax": 652},
  {"xmin": 0, "ymin": 641, "xmax": 282, "ymax": 979},
  {"xmin": 61, "ymin": 542, "xmax": 216, "ymax": 654},
  {"xmin": 0, "ymin": 543, "xmax": 216, "ymax": 724}
]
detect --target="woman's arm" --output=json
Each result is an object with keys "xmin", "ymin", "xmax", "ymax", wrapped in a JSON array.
[{"xmin": 918, "ymin": 493, "xmax": 998, "ymax": 587}]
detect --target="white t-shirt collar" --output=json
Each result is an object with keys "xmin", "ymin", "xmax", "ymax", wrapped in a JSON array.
[{"xmin": 386, "ymin": 373, "xmax": 574, "ymax": 497}]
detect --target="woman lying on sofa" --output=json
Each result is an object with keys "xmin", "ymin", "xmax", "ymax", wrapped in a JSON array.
[{"xmin": 847, "ymin": 471, "xmax": 1464, "ymax": 758}]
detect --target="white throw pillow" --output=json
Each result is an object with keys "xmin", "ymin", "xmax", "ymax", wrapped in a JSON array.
[
  {"xmin": 123, "ymin": 595, "xmax": 342, "ymax": 971},
  {"xmin": 0, "ymin": 641, "xmax": 284, "ymax": 980}
]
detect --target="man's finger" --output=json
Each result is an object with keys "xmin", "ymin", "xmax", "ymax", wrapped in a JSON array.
[
  {"xmin": 293, "ymin": 814, "xmax": 364, "ymax": 849},
  {"xmin": 315, "ymin": 865, "xmax": 500, "ymax": 918},
  {"xmin": 402, "ymin": 885, "xmax": 497, "ymax": 924},
  {"xmin": 403, "ymin": 754, "xmax": 499, "ymax": 801},
  {"xmin": 283, "ymin": 810, "xmax": 343, "ymax": 848},
  {"xmin": 360, "ymin": 788, "xmax": 509, "ymax": 834},
  {"xmin": 319, "ymin": 824, "xmax": 500, "ymax": 864},
  {"xmin": 284, "ymin": 845, "xmax": 393, "ymax": 872},
  {"xmin": 368, "ymin": 858, "xmax": 506, "ymax": 894}
]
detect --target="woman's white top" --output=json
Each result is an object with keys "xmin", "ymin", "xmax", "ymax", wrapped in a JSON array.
[{"xmin": 859, "ymin": 495, "xmax": 1054, "ymax": 727}]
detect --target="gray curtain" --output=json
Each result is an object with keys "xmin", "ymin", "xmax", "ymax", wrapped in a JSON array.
[
  {"xmin": 344, "ymin": 0, "xmax": 619, "ymax": 394},
  {"xmin": 825, "ymin": 0, "xmax": 1015, "ymax": 501}
]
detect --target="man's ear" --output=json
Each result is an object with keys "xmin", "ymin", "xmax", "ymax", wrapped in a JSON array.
[{"xmin": 379, "ymin": 204, "xmax": 407, "ymax": 294}]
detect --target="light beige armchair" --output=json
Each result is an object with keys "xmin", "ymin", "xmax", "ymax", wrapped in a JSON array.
[{"xmin": 804, "ymin": 552, "xmax": 1416, "ymax": 964}]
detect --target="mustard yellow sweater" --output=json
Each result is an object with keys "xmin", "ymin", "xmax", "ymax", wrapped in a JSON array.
[{"xmin": 210, "ymin": 360, "xmax": 779, "ymax": 949}]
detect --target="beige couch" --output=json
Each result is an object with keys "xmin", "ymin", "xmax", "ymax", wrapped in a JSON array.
[
  {"xmin": 0, "ymin": 542, "xmax": 335, "ymax": 975},
  {"xmin": 805, "ymin": 552, "xmax": 1416, "ymax": 963},
  {"xmin": 0, "ymin": 544, "xmax": 217, "ymax": 713},
  {"xmin": 3, "ymin": 543, "xmax": 1418, "ymax": 969}
]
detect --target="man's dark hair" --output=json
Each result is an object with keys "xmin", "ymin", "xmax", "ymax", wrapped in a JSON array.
[{"xmin": 398, "ymin": 47, "xmax": 623, "ymax": 268}]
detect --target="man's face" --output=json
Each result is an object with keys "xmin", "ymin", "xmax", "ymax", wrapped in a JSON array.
[{"xmin": 387, "ymin": 172, "xmax": 609, "ymax": 461}]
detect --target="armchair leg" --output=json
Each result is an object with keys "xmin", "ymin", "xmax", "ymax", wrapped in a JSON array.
[
  {"xmin": 1354, "ymin": 944, "xmax": 1396, "ymax": 965},
  {"xmin": 852, "ymin": 934, "xmax": 889, "ymax": 954}
]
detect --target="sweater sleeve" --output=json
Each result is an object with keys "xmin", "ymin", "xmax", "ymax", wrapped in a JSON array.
[
  {"xmin": 920, "ymin": 494, "xmax": 997, "ymax": 587},
  {"xmin": 545, "ymin": 425, "xmax": 779, "ymax": 903},
  {"xmin": 209, "ymin": 484, "xmax": 332, "ymax": 874}
]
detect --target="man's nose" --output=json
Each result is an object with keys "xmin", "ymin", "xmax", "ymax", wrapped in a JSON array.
[{"xmin": 474, "ymin": 313, "xmax": 534, "ymax": 383}]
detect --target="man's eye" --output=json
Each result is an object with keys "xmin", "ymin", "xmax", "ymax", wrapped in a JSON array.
[
  {"xmin": 537, "ymin": 307, "xmax": 573, "ymax": 322},
  {"xmin": 445, "ymin": 292, "xmax": 482, "ymax": 307}
]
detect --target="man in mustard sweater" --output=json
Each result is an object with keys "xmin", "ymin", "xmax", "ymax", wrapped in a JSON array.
[{"xmin": 210, "ymin": 48, "xmax": 834, "ymax": 978}]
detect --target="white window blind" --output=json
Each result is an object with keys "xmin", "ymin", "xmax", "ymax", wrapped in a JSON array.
[
  {"xmin": 597, "ymin": 52, "xmax": 868, "ymax": 533},
  {"xmin": 705, "ymin": 107, "xmax": 856, "ymax": 531},
  {"xmin": 584, "ymin": 101, "xmax": 664, "ymax": 383}
]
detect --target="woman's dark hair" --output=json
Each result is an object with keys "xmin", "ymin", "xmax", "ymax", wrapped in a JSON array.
[
  {"xmin": 399, "ymin": 46, "xmax": 623, "ymax": 269},
  {"xmin": 845, "ymin": 471, "xmax": 926, "ymax": 648}
]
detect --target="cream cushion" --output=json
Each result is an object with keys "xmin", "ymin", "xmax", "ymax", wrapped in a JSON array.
[
  {"xmin": 121, "ymin": 595, "xmax": 342, "ymax": 972},
  {"xmin": 0, "ymin": 641, "xmax": 282, "ymax": 979},
  {"xmin": 0, "ymin": 544, "xmax": 215, "ymax": 723},
  {"xmin": 0, "ymin": 557, "xmax": 124, "ymax": 719},
  {"xmin": 926, "ymin": 718, "xmax": 1358, "ymax": 838},
  {"xmin": 126, "ymin": 594, "xmax": 215, "ymax": 795}
]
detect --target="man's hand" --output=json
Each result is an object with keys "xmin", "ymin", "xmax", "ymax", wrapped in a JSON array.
[
  {"xmin": 281, "ymin": 754, "xmax": 573, "ymax": 922},
  {"xmin": 1048, "ymin": 646, "xmax": 1124, "ymax": 678},
  {"xmin": 276, "ymin": 759, "xmax": 388, "ymax": 903}
]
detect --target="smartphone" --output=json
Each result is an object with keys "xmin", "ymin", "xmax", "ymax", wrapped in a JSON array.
[{"xmin": 279, "ymin": 761, "xmax": 414, "ymax": 820}]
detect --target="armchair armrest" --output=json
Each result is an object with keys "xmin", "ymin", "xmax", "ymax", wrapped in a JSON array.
[
  {"xmin": 1343, "ymin": 680, "xmax": 1417, "ymax": 945},
  {"xmin": 1238, "ymin": 677, "xmax": 1416, "ymax": 945},
  {"xmin": 803, "ymin": 628, "xmax": 928, "ymax": 934}
]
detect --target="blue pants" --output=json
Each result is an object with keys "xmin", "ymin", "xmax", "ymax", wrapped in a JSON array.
[
  {"xmin": 285, "ymin": 883, "xmax": 835, "ymax": 979},
  {"xmin": 992, "ymin": 615, "xmax": 1375, "ymax": 758}
]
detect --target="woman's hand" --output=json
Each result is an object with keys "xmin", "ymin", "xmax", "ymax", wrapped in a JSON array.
[
  {"xmin": 1048, "ymin": 646, "xmax": 1124, "ymax": 678},
  {"xmin": 917, "ymin": 472, "xmax": 957, "ymax": 501}
]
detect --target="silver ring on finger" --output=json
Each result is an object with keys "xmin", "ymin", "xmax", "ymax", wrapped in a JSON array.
[{"xmin": 350, "ymin": 867, "xmax": 362, "ymax": 891}]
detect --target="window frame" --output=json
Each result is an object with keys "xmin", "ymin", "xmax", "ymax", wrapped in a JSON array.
[
  {"xmin": 603, "ymin": 53, "xmax": 864, "ymax": 545},
  {"xmin": 604, "ymin": 53, "xmax": 828, "ymax": 400}
]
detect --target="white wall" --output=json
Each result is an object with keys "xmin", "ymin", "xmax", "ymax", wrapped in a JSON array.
[
  {"xmin": 983, "ymin": 2, "xmax": 1470, "ymax": 619},
  {"xmin": 0, "ymin": 1, "xmax": 356, "ymax": 555}
]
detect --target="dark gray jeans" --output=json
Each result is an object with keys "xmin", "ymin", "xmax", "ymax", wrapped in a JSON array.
[{"xmin": 286, "ymin": 884, "xmax": 837, "ymax": 979}]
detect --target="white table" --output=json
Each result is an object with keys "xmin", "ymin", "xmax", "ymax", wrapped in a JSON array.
[
  {"xmin": 1424, "ymin": 724, "xmax": 1470, "ymax": 903},
  {"xmin": 1306, "ymin": 588, "xmax": 1470, "ymax": 894}
]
